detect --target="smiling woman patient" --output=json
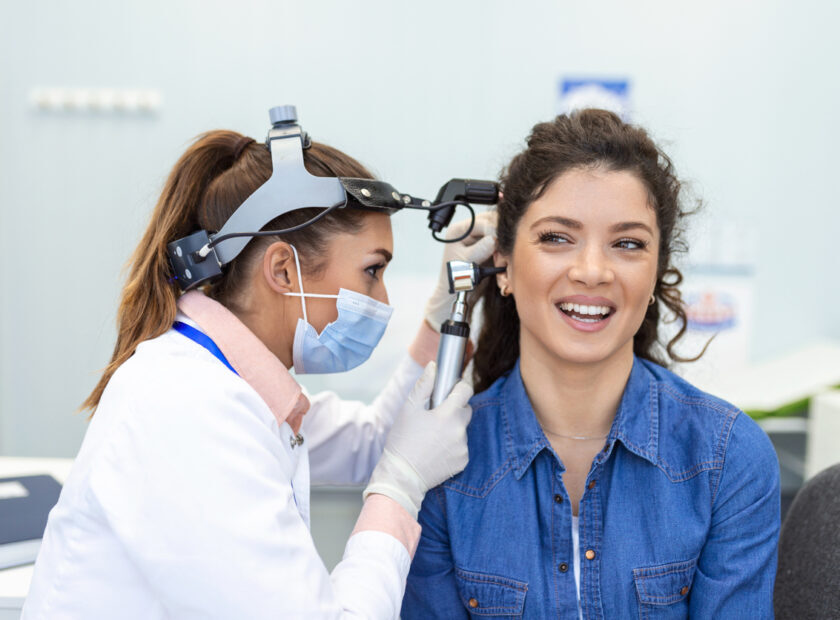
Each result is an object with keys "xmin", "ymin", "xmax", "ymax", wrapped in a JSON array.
[{"xmin": 401, "ymin": 110, "xmax": 780, "ymax": 619}]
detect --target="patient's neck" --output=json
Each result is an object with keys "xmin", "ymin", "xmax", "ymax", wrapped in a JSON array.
[{"xmin": 518, "ymin": 329, "xmax": 634, "ymax": 439}]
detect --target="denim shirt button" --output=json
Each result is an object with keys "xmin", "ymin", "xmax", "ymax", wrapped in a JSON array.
[
  {"xmin": 585, "ymin": 549, "xmax": 596, "ymax": 560},
  {"xmin": 587, "ymin": 480, "xmax": 596, "ymax": 490},
  {"xmin": 558, "ymin": 562, "xmax": 569, "ymax": 573},
  {"xmin": 680, "ymin": 586, "xmax": 690, "ymax": 596},
  {"xmin": 468, "ymin": 597, "xmax": 479, "ymax": 608},
  {"xmin": 554, "ymin": 494, "xmax": 563, "ymax": 504}
]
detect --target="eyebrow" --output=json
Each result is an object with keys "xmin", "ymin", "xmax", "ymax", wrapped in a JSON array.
[
  {"xmin": 531, "ymin": 216, "xmax": 582, "ymax": 230},
  {"xmin": 372, "ymin": 248, "xmax": 393, "ymax": 263},
  {"xmin": 609, "ymin": 221, "xmax": 655, "ymax": 236},
  {"xmin": 530, "ymin": 216, "xmax": 654, "ymax": 236}
]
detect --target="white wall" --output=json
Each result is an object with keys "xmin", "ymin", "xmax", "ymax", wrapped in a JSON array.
[{"xmin": 1, "ymin": 0, "xmax": 839, "ymax": 456}]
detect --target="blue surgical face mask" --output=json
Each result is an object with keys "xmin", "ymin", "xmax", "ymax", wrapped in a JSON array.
[{"xmin": 284, "ymin": 245, "xmax": 393, "ymax": 374}]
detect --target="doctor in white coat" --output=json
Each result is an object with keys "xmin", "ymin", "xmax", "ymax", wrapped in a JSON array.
[{"xmin": 23, "ymin": 130, "xmax": 495, "ymax": 619}]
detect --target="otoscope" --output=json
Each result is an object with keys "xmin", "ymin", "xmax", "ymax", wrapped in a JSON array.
[{"xmin": 429, "ymin": 260, "xmax": 505, "ymax": 407}]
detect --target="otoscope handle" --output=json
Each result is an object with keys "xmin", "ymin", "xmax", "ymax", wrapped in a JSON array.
[{"xmin": 430, "ymin": 320, "xmax": 470, "ymax": 409}]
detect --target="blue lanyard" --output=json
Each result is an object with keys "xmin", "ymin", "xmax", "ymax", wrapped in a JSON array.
[
  {"xmin": 174, "ymin": 321, "xmax": 304, "ymax": 511},
  {"xmin": 172, "ymin": 321, "xmax": 239, "ymax": 376}
]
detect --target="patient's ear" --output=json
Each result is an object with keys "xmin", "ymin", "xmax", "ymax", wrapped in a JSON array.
[{"xmin": 493, "ymin": 250, "xmax": 510, "ymax": 294}]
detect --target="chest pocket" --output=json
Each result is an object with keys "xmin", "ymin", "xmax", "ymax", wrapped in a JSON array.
[
  {"xmin": 632, "ymin": 558, "xmax": 696, "ymax": 619},
  {"xmin": 454, "ymin": 567, "xmax": 527, "ymax": 617}
]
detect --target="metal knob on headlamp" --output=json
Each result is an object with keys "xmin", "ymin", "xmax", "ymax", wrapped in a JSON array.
[
  {"xmin": 429, "ymin": 260, "xmax": 506, "ymax": 408},
  {"xmin": 269, "ymin": 105, "xmax": 297, "ymax": 126},
  {"xmin": 268, "ymin": 105, "xmax": 311, "ymax": 148}
]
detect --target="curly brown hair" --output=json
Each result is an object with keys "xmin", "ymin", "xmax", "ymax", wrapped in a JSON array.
[{"xmin": 472, "ymin": 109, "xmax": 699, "ymax": 393}]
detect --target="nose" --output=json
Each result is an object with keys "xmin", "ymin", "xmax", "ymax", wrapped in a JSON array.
[
  {"xmin": 568, "ymin": 245, "xmax": 614, "ymax": 287},
  {"xmin": 377, "ymin": 282, "xmax": 390, "ymax": 306}
]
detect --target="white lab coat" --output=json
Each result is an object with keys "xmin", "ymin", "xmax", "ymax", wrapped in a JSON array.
[{"xmin": 22, "ymin": 317, "xmax": 423, "ymax": 619}]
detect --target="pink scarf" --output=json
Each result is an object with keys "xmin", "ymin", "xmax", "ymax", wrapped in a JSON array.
[{"xmin": 177, "ymin": 291, "xmax": 310, "ymax": 433}]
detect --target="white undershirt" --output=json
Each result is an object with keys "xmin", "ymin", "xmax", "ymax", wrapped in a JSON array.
[{"xmin": 572, "ymin": 515, "xmax": 583, "ymax": 620}]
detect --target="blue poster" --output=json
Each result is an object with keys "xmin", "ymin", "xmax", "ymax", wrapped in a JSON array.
[{"xmin": 558, "ymin": 78, "xmax": 631, "ymax": 120}]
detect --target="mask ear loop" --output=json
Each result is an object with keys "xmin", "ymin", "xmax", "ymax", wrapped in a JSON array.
[
  {"xmin": 284, "ymin": 245, "xmax": 341, "ymax": 324},
  {"xmin": 288, "ymin": 245, "xmax": 308, "ymax": 326}
]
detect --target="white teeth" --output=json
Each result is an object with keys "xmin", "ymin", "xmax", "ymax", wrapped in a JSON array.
[{"xmin": 559, "ymin": 302, "xmax": 612, "ymax": 316}]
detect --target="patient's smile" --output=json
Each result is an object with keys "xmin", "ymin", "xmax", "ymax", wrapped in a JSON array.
[
  {"xmin": 558, "ymin": 303, "xmax": 612, "ymax": 318},
  {"xmin": 556, "ymin": 295, "xmax": 617, "ymax": 332}
]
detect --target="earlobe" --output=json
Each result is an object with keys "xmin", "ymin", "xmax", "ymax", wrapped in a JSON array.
[{"xmin": 264, "ymin": 242, "xmax": 295, "ymax": 294}]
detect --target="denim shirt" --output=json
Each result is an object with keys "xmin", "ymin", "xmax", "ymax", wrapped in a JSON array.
[{"xmin": 403, "ymin": 357, "xmax": 780, "ymax": 619}]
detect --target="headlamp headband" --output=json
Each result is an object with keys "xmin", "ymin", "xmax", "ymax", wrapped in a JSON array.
[{"xmin": 167, "ymin": 105, "xmax": 499, "ymax": 291}]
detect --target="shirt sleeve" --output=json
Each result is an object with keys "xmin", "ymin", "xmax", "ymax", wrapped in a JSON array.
[
  {"xmin": 689, "ymin": 412, "xmax": 781, "ymax": 618},
  {"xmin": 304, "ymin": 354, "xmax": 424, "ymax": 486},
  {"xmin": 87, "ymin": 364, "xmax": 414, "ymax": 619},
  {"xmin": 402, "ymin": 487, "xmax": 468, "ymax": 619}
]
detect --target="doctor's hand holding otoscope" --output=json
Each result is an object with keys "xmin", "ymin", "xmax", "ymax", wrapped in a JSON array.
[
  {"xmin": 366, "ymin": 211, "xmax": 502, "ymax": 517},
  {"xmin": 424, "ymin": 211, "xmax": 505, "ymax": 407}
]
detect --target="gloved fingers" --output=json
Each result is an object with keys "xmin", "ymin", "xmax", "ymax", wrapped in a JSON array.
[
  {"xmin": 450, "ymin": 414, "xmax": 472, "ymax": 441},
  {"xmin": 448, "ymin": 455, "xmax": 470, "ymax": 480},
  {"xmin": 444, "ymin": 211, "xmax": 496, "ymax": 243},
  {"xmin": 472, "ymin": 210, "xmax": 498, "ymax": 235},
  {"xmin": 439, "ymin": 439, "xmax": 470, "ymax": 480},
  {"xmin": 415, "ymin": 391, "xmax": 473, "ymax": 428},
  {"xmin": 443, "ymin": 216, "xmax": 473, "ymax": 241},
  {"xmin": 408, "ymin": 361, "xmax": 437, "ymax": 406},
  {"xmin": 459, "ymin": 211, "xmax": 497, "ymax": 247},
  {"xmin": 447, "ymin": 379, "xmax": 474, "ymax": 409},
  {"xmin": 463, "ymin": 235, "xmax": 497, "ymax": 265}
]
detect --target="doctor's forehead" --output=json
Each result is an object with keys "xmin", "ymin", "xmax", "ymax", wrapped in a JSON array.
[
  {"xmin": 360, "ymin": 212, "xmax": 394, "ymax": 250},
  {"xmin": 327, "ymin": 212, "xmax": 393, "ymax": 256}
]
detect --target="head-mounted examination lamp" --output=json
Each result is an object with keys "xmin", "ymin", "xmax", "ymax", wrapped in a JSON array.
[{"xmin": 166, "ymin": 105, "xmax": 500, "ymax": 291}]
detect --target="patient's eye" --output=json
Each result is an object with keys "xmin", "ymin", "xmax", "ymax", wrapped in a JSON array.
[
  {"xmin": 614, "ymin": 238, "xmax": 647, "ymax": 250},
  {"xmin": 538, "ymin": 231, "xmax": 571, "ymax": 244}
]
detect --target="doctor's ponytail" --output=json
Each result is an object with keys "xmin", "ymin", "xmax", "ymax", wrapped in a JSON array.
[{"xmin": 83, "ymin": 131, "xmax": 373, "ymax": 413}]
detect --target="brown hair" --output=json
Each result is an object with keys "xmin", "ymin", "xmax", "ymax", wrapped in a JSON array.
[
  {"xmin": 473, "ymin": 109, "xmax": 699, "ymax": 393},
  {"xmin": 82, "ymin": 131, "xmax": 373, "ymax": 412}
]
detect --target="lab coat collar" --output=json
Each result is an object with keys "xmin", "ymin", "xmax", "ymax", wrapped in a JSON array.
[{"xmin": 177, "ymin": 290, "xmax": 309, "ymax": 433}]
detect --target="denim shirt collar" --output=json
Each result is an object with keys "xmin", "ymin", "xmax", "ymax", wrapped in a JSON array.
[{"xmin": 503, "ymin": 356, "xmax": 659, "ymax": 479}]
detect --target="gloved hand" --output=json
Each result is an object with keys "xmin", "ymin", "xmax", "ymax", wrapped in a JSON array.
[
  {"xmin": 424, "ymin": 211, "xmax": 497, "ymax": 331},
  {"xmin": 364, "ymin": 362, "xmax": 473, "ymax": 519}
]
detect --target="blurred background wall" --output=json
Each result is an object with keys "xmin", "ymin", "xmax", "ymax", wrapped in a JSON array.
[{"xmin": 1, "ymin": 0, "xmax": 839, "ymax": 457}]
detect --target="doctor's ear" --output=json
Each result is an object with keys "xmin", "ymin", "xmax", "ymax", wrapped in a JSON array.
[{"xmin": 262, "ymin": 241, "xmax": 296, "ymax": 294}]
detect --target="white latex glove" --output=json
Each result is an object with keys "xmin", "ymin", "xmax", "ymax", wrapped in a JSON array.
[
  {"xmin": 363, "ymin": 362, "xmax": 473, "ymax": 519},
  {"xmin": 424, "ymin": 210, "xmax": 498, "ymax": 331}
]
